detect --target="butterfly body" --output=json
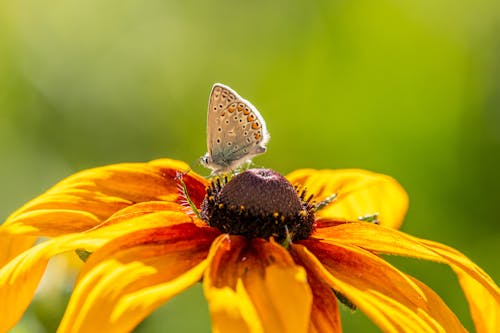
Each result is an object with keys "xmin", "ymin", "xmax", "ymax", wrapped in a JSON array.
[{"xmin": 201, "ymin": 83, "xmax": 270, "ymax": 174}]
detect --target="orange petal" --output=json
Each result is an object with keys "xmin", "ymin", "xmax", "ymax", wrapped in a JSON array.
[
  {"xmin": 93, "ymin": 201, "xmax": 195, "ymax": 227},
  {"xmin": 87, "ymin": 203, "xmax": 202, "ymax": 236},
  {"xmin": 0, "ymin": 209, "xmax": 198, "ymax": 332},
  {"xmin": 204, "ymin": 236, "xmax": 312, "ymax": 333},
  {"xmin": 0, "ymin": 159, "xmax": 207, "ymax": 264},
  {"xmin": 292, "ymin": 241, "xmax": 466, "ymax": 332},
  {"xmin": 286, "ymin": 168, "xmax": 408, "ymax": 229},
  {"xmin": 315, "ymin": 222, "xmax": 500, "ymax": 333},
  {"xmin": 302, "ymin": 259, "xmax": 342, "ymax": 333},
  {"xmin": 58, "ymin": 223, "xmax": 219, "ymax": 333}
]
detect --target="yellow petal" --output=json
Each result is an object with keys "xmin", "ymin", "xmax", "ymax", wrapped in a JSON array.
[
  {"xmin": 0, "ymin": 232, "xmax": 36, "ymax": 268},
  {"xmin": 204, "ymin": 236, "xmax": 312, "ymax": 333},
  {"xmin": 58, "ymin": 223, "xmax": 218, "ymax": 333},
  {"xmin": 206, "ymin": 280, "xmax": 261, "ymax": 333},
  {"xmin": 0, "ymin": 209, "xmax": 196, "ymax": 332},
  {"xmin": 417, "ymin": 239, "xmax": 500, "ymax": 333},
  {"xmin": 286, "ymin": 168, "xmax": 408, "ymax": 229},
  {"xmin": 0, "ymin": 158, "xmax": 206, "ymax": 264},
  {"xmin": 315, "ymin": 222, "xmax": 500, "ymax": 333},
  {"xmin": 0, "ymin": 235, "xmax": 105, "ymax": 332},
  {"xmin": 292, "ymin": 241, "xmax": 466, "ymax": 332},
  {"xmin": 407, "ymin": 275, "xmax": 470, "ymax": 331}
]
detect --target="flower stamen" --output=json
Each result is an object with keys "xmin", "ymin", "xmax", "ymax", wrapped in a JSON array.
[{"xmin": 315, "ymin": 193, "xmax": 338, "ymax": 211}]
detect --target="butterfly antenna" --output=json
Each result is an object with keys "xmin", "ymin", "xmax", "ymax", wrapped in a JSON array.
[{"xmin": 175, "ymin": 166, "xmax": 192, "ymax": 180}]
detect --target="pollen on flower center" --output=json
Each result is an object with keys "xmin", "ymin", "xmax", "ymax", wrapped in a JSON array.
[{"xmin": 200, "ymin": 169, "xmax": 316, "ymax": 242}]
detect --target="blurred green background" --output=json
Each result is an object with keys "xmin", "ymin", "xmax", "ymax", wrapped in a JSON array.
[{"xmin": 1, "ymin": 0, "xmax": 499, "ymax": 332}]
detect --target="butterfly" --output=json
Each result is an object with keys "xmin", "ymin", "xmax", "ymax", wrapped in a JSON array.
[{"xmin": 201, "ymin": 83, "xmax": 270, "ymax": 174}]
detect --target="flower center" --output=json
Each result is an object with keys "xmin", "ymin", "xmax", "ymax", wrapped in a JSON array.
[{"xmin": 200, "ymin": 169, "xmax": 316, "ymax": 242}]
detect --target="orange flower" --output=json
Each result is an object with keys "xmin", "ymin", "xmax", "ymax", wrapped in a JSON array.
[{"xmin": 0, "ymin": 158, "xmax": 498, "ymax": 332}]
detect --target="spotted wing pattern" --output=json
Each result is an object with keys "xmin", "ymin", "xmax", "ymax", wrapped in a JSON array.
[{"xmin": 205, "ymin": 83, "xmax": 270, "ymax": 173}]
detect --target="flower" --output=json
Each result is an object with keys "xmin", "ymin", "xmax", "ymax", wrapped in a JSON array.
[{"xmin": 0, "ymin": 158, "xmax": 498, "ymax": 332}]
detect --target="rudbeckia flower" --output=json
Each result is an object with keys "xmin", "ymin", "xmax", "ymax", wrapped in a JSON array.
[{"xmin": 0, "ymin": 158, "xmax": 498, "ymax": 332}]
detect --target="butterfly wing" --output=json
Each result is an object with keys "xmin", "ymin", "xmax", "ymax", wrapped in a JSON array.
[
  {"xmin": 206, "ymin": 83, "xmax": 238, "ymax": 159},
  {"xmin": 206, "ymin": 83, "xmax": 270, "ymax": 172}
]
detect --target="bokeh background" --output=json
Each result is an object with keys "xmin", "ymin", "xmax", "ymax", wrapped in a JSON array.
[{"xmin": 1, "ymin": 0, "xmax": 499, "ymax": 332}]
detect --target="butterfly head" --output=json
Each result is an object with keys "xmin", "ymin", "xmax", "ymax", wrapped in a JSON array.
[{"xmin": 200, "ymin": 153, "xmax": 211, "ymax": 168}]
